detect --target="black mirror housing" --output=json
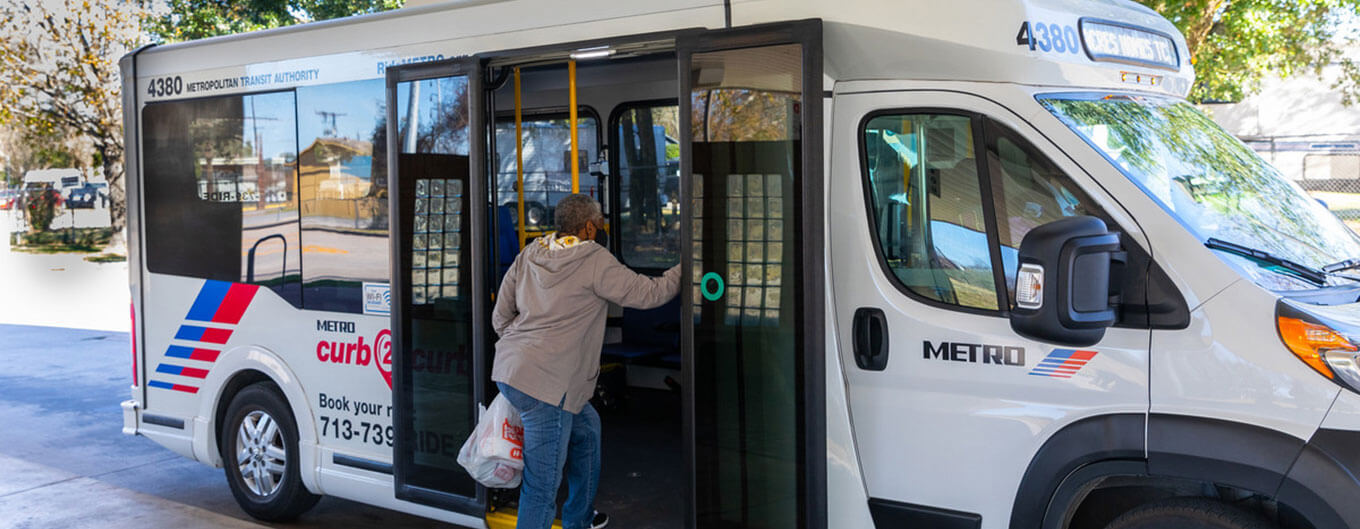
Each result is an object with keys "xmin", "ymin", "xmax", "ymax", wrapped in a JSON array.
[{"xmin": 1009, "ymin": 216, "xmax": 1122, "ymax": 347}]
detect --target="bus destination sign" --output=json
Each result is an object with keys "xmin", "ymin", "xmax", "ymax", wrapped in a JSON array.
[{"xmin": 1080, "ymin": 19, "xmax": 1178, "ymax": 70}]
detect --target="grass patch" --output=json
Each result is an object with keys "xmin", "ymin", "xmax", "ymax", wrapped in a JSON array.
[
  {"xmin": 14, "ymin": 244, "xmax": 102, "ymax": 254},
  {"xmin": 85, "ymin": 253, "xmax": 127, "ymax": 263},
  {"xmin": 13, "ymin": 227, "xmax": 113, "ymax": 254}
]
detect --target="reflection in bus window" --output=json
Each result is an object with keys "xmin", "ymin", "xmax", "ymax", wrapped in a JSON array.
[
  {"xmin": 863, "ymin": 113, "xmax": 997, "ymax": 310},
  {"xmin": 985, "ymin": 123, "xmax": 1104, "ymax": 306},
  {"xmin": 1042, "ymin": 94, "xmax": 1360, "ymax": 290},
  {"xmin": 297, "ymin": 79, "xmax": 391, "ymax": 313},
  {"xmin": 493, "ymin": 114, "xmax": 599, "ymax": 233},
  {"xmin": 142, "ymin": 91, "xmax": 302, "ymax": 307},
  {"xmin": 396, "ymin": 76, "xmax": 470, "ymax": 155},
  {"xmin": 615, "ymin": 103, "xmax": 680, "ymax": 268}
]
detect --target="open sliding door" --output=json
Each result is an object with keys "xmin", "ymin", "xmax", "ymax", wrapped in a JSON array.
[
  {"xmin": 385, "ymin": 57, "xmax": 488, "ymax": 514},
  {"xmin": 679, "ymin": 21, "xmax": 826, "ymax": 529}
]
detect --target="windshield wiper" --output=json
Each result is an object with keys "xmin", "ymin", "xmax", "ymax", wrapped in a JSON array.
[
  {"xmin": 1205, "ymin": 238, "xmax": 1328, "ymax": 286},
  {"xmin": 1323, "ymin": 258, "xmax": 1360, "ymax": 274}
]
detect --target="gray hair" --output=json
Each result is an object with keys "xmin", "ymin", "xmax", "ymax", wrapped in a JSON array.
[{"xmin": 555, "ymin": 193, "xmax": 602, "ymax": 234}]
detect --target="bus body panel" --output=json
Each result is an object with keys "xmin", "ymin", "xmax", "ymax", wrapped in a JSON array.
[
  {"xmin": 1323, "ymin": 387, "xmax": 1360, "ymax": 431},
  {"xmin": 138, "ymin": 274, "xmax": 399, "ymax": 476},
  {"xmin": 828, "ymin": 87, "xmax": 1152, "ymax": 526},
  {"xmin": 315, "ymin": 458, "xmax": 485, "ymax": 527},
  {"xmin": 823, "ymin": 95, "xmax": 878, "ymax": 529},
  {"xmin": 1151, "ymin": 281, "xmax": 1340, "ymax": 441}
]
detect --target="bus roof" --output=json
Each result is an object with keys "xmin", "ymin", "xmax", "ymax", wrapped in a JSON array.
[{"xmin": 134, "ymin": 0, "xmax": 1192, "ymax": 101}]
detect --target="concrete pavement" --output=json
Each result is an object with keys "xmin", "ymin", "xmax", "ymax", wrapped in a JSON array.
[
  {"xmin": 0, "ymin": 324, "xmax": 453, "ymax": 529},
  {"xmin": 0, "ymin": 218, "xmax": 454, "ymax": 527}
]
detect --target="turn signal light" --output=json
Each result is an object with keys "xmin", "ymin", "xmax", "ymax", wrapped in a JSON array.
[{"xmin": 1277, "ymin": 316, "xmax": 1357, "ymax": 380}]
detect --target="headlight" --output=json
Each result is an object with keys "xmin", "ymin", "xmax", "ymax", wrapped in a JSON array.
[{"xmin": 1277, "ymin": 302, "xmax": 1360, "ymax": 392}]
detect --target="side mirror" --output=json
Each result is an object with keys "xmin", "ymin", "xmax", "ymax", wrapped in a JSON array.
[{"xmin": 1009, "ymin": 216, "xmax": 1123, "ymax": 347}]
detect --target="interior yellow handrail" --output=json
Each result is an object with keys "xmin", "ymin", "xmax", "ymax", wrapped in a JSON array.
[{"xmin": 569, "ymin": 59, "xmax": 580, "ymax": 194}]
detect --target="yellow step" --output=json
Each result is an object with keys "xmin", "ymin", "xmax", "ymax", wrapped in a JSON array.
[{"xmin": 486, "ymin": 508, "xmax": 563, "ymax": 529}]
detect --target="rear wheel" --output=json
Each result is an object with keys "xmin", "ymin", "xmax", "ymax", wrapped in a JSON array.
[
  {"xmin": 1104, "ymin": 497, "xmax": 1275, "ymax": 529},
  {"xmin": 221, "ymin": 383, "xmax": 319, "ymax": 521}
]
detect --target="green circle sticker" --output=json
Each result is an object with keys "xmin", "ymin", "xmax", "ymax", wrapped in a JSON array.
[{"xmin": 700, "ymin": 272, "xmax": 725, "ymax": 301}]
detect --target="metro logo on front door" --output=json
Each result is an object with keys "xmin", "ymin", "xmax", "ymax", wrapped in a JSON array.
[{"xmin": 1028, "ymin": 348, "xmax": 1099, "ymax": 378}]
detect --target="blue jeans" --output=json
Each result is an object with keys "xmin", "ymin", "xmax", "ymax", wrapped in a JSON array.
[{"xmin": 497, "ymin": 382, "xmax": 601, "ymax": 529}]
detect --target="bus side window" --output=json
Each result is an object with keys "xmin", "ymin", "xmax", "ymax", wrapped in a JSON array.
[
  {"xmin": 143, "ymin": 93, "xmax": 303, "ymax": 307},
  {"xmin": 492, "ymin": 112, "xmax": 601, "ymax": 237},
  {"xmin": 862, "ymin": 113, "xmax": 998, "ymax": 311},
  {"xmin": 296, "ymin": 79, "xmax": 392, "ymax": 313},
  {"xmin": 613, "ymin": 102, "xmax": 681, "ymax": 269},
  {"xmin": 983, "ymin": 121, "xmax": 1107, "ymax": 307}
]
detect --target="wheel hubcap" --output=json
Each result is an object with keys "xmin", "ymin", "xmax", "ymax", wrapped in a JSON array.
[{"xmin": 236, "ymin": 410, "xmax": 285, "ymax": 497}]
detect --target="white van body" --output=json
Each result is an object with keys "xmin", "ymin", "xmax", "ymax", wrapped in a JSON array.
[{"xmin": 120, "ymin": 1, "xmax": 1360, "ymax": 528}]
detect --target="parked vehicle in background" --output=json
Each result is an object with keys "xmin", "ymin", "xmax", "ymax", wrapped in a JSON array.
[
  {"xmin": 0, "ymin": 190, "xmax": 18, "ymax": 210},
  {"xmin": 65, "ymin": 183, "xmax": 108, "ymax": 209}
]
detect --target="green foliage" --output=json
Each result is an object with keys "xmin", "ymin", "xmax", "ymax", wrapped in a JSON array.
[
  {"xmin": 149, "ymin": 0, "xmax": 405, "ymax": 43},
  {"xmin": 1137, "ymin": 0, "xmax": 1360, "ymax": 103},
  {"xmin": 24, "ymin": 189, "xmax": 61, "ymax": 233}
]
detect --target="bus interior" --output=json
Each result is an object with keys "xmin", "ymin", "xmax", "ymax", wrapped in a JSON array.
[{"xmin": 489, "ymin": 50, "xmax": 685, "ymax": 528}]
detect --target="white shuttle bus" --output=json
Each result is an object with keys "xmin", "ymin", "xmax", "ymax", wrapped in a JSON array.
[{"xmin": 120, "ymin": 1, "xmax": 1360, "ymax": 528}]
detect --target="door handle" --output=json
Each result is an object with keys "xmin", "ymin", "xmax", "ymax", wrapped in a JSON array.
[{"xmin": 852, "ymin": 307, "xmax": 889, "ymax": 371}]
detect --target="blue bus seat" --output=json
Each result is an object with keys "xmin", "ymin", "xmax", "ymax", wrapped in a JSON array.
[{"xmin": 601, "ymin": 297, "xmax": 680, "ymax": 362}]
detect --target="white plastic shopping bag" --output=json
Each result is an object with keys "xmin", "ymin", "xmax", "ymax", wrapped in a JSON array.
[{"xmin": 457, "ymin": 394, "xmax": 524, "ymax": 488}]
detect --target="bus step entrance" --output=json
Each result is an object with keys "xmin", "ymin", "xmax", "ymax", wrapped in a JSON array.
[{"xmin": 486, "ymin": 507, "xmax": 563, "ymax": 529}]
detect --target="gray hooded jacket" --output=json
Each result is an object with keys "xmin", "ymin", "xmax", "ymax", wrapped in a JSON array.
[{"xmin": 491, "ymin": 235, "xmax": 680, "ymax": 413}]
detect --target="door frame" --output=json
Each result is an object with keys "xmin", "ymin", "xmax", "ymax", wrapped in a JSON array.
[
  {"xmin": 677, "ymin": 19, "xmax": 827, "ymax": 529},
  {"xmin": 385, "ymin": 55, "xmax": 489, "ymax": 515}
]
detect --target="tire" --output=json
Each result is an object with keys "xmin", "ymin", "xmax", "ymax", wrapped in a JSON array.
[
  {"xmin": 525, "ymin": 202, "xmax": 547, "ymax": 228},
  {"xmin": 221, "ymin": 383, "xmax": 320, "ymax": 521},
  {"xmin": 1104, "ymin": 497, "xmax": 1276, "ymax": 529}
]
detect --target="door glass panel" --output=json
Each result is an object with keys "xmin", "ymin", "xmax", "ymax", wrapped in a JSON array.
[
  {"xmin": 616, "ymin": 103, "xmax": 681, "ymax": 268},
  {"xmin": 689, "ymin": 43, "xmax": 803, "ymax": 529},
  {"xmin": 862, "ymin": 114, "xmax": 997, "ymax": 310},
  {"xmin": 393, "ymin": 74, "xmax": 476, "ymax": 498}
]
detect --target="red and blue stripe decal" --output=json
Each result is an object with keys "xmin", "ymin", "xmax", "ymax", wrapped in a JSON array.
[
  {"xmin": 1028, "ymin": 348, "xmax": 1098, "ymax": 378},
  {"xmin": 184, "ymin": 281, "xmax": 257, "ymax": 324},
  {"xmin": 149, "ymin": 280, "xmax": 258, "ymax": 394}
]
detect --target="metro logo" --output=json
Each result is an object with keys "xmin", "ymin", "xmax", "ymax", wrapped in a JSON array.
[
  {"xmin": 923, "ymin": 340, "xmax": 1025, "ymax": 366},
  {"xmin": 149, "ymin": 280, "xmax": 258, "ymax": 394},
  {"xmin": 315, "ymin": 329, "xmax": 393, "ymax": 389},
  {"xmin": 1029, "ymin": 348, "xmax": 1098, "ymax": 379}
]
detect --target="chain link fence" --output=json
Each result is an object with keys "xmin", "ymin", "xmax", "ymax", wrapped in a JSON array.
[{"xmin": 1246, "ymin": 139, "xmax": 1360, "ymax": 234}]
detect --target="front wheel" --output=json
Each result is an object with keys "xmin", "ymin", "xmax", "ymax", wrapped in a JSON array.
[
  {"xmin": 221, "ymin": 383, "xmax": 320, "ymax": 521},
  {"xmin": 1105, "ymin": 497, "xmax": 1276, "ymax": 529}
]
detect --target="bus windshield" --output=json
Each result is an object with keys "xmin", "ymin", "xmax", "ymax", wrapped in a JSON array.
[{"xmin": 1040, "ymin": 93, "xmax": 1360, "ymax": 290}]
